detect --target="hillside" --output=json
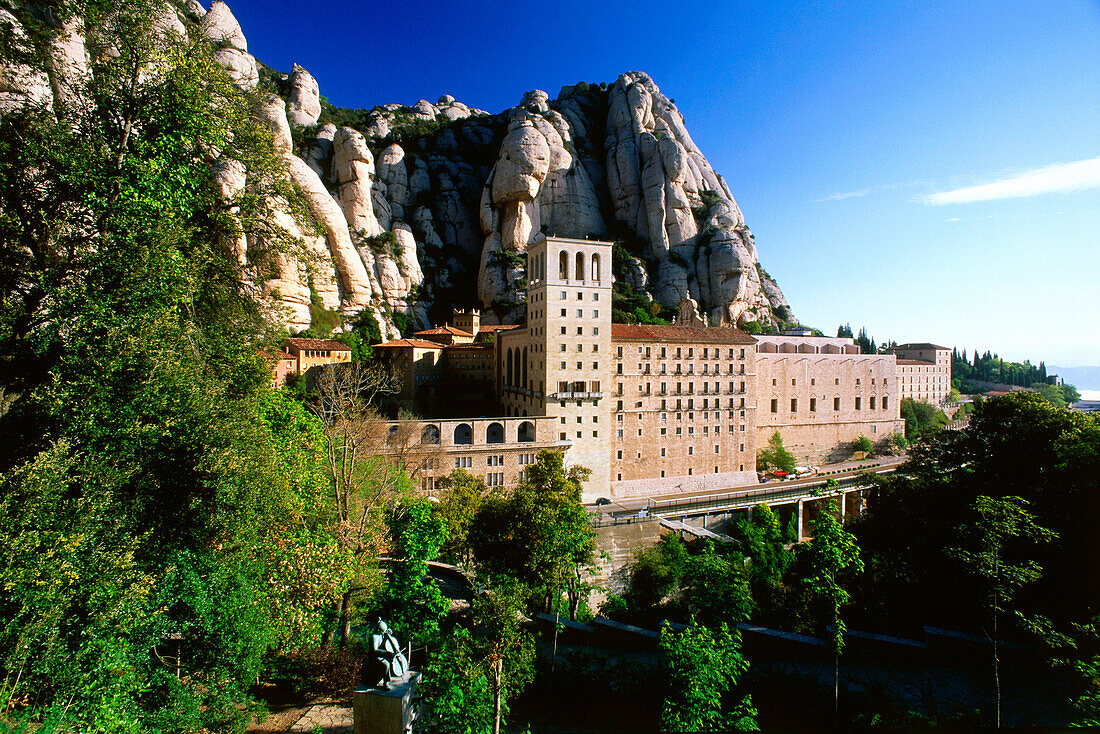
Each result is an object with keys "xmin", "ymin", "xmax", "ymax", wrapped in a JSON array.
[{"xmin": 0, "ymin": 0, "xmax": 793, "ymax": 339}]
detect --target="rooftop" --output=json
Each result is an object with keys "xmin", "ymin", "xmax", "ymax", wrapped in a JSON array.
[
  {"xmin": 414, "ymin": 325, "xmax": 474, "ymax": 337},
  {"xmin": 445, "ymin": 343, "xmax": 493, "ymax": 351},
  {"xmin": 892, "ymin": 343, "xmax": 949, "ymax": 351},
  {"xmin": 478, "ymin": 324, "xmax": 522, "ymax": 334},
  {"xmin": 897, "ymin": 358, "xmax": 935, "ymax": 366},
  {"xmin": 371, "ymin": 338, "xmax": 445, "ymax": 350},
  {"xmin": 284, "ymin": 337, "xmax": 351, "ymax": 351},
  {"xmin": 611, "ymin": 324, "xmax": 756, "ymax": 345}
]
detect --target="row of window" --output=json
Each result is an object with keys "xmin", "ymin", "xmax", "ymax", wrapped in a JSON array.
[
  {"xmin": 772, "ymin": 377, "xmax": 887, "ymax": 386},
  {"xmin": 617, "ymin": 346, "xmax": 747, "ymax": 360},
  {"xmin": 619, "ymin": 381, "xmax": 748, "ymax": 395},
  {"xmin": 616, "ymin": 363, "xmax": 746, "ymax": 376},
  {"xmin": 616, "ymin": 426, "xmax": 747, "ymax": 438},
  {"xmin": 769, "ymin": 396, "xmax": 889, "ymax": 412},
  {"xmin": 560, "ymin": 431, "xmax": 600, "ymax": 440},
  {"xmin": 619, "ymin": 398, "xmax": 747, "ymax": 411},
  {"xmin": 617, "ymin": 442, "xmax": 737, "ymax": 460},
  {"xmin": 616, "ymin": 465, "xmax": 746, "ymax": 481}
]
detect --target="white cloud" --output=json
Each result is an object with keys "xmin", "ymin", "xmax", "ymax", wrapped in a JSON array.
[
  {"xmin": 922, "ymin": 156, "xmax": 1100, "ymax": 205},
  {"xmin": 815, "ymin": 180, "xmax": 929, "ymax": 203}
]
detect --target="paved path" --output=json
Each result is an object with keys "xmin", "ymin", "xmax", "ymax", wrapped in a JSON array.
[{"xmin": 287, "ymin": 702, "xmax": 353, "ymax": 734}]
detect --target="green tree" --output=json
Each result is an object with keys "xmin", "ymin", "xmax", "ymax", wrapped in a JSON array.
[
  {"xmin": 0, "ymin": 4, "xmax": 316, "ymax": 728},
  {"xmin": 383, "ymin": 496, "xmax": 449, "ymax": 649},
  {"xmin": 804, "ymin": 499, "xmax": 864, "ymax": 724},
  {"xmin": 1033, "ymin": 382, "xmax": 1067, "ymax": 408},
  {"xmin": 757, "ymin": 431, "xmax": 796, "ymax": 473},
  {"xmin": 853, "ymin": 434, "xmax": 874, "ymax": 456},
  {"xmin": 681, "ymin": 542, "xmax": 754, "ymax": 627},
  {"xmin": 659, "ymin": 621, "xmax": 758, "ymax": 732},
  {"xmin": 434, "ymin": 469, "xmax": 488, "ymax": 567},
  {"xmin": 899, "ymin": 398, "xmax": 948, "ymax": 440},
  {"xmin": 419, "ymin": 583, "xmax": 535, "ymax": 734},
  {"xmin": 949, "ymin": 495, "xmax": 1056, "ymax": 728},
  {"xmin": 732, "ymin": 505, "xmax": 795, "ymax": 616},
  {"xmin": 469, "ymin": 451, "xmax": 595, "ymax": 618}
]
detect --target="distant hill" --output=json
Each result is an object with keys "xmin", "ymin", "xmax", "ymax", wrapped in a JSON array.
[{"xmin": 1049, "ymin": 366, "xmax": 1100, "ymax": 392}]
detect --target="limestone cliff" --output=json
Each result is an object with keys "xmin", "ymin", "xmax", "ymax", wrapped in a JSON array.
[{"xmin": 0, "ymin": 1, "xmax": 793, "ymax": 336}]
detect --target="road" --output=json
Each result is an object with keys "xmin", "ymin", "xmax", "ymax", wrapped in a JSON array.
[{"xmin": 590, "ymin": 455, "xmax": 907, "ymax": 519}]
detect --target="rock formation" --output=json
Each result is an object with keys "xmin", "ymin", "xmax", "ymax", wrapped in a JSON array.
[{"xmin": 0, "ymin": 1, "xmax": 793, "ymax": 338}]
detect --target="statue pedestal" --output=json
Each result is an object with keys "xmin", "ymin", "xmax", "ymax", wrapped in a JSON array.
[{"xmin": 353, "ymin": 671, "xmax": 420, "ymax": 734}]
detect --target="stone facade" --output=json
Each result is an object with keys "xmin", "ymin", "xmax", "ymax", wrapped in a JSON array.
[
  {"xmin": 610, "ymin": 325, "xmax": 758, "ymax": 498},
  {"xmin": 888, "ymin": 343, "xmax": 952, "ymax": 406},
  {"xmin": 363, "ymin": 239, "xmax": 940, "ymax": 501},
  {"xmin": 390, "ymin": 416, "xmax": 564, "ymax": 492},
  {"xmin": 754, "ymin": 338, "xmax": 906, "ymax": 464},
  {"xmin": 282, "ymin": 337, "xmax": 352, "ymax": 376},
  {"xmin": 499, "ymin": 237, "xmax": 613, "ymax": 501}
]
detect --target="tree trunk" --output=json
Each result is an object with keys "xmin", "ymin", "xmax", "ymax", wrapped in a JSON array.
[
  {"xmin": 993, "ymin": 609, "xmax": 1001, "ymax": 728},
  {"xmin": 492, "ymin": 657, "xmax": 503, "ymax": 734},
  {"xmin": 334, "ymin": 590, "xmax": 352, "ymax": 650}
]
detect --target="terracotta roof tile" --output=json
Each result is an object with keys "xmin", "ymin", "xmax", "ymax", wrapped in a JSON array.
[
  {"xmin": 478, "ymin": 324, "xmax": 522, "ymax": 333},
  {"xmin": 284, "ymin": 337, "xmax": 351, "ymax": 351},
  {"xmin": 611, "ymin": 323, "xmax": 756, "ymax": 345},
  {"xmin": 414, "ymin": 326, "xmax": 474, "ymax": 337},
  {"xmin": 371, "ymin": 338, "xmax": 445, "ymax": 349}
]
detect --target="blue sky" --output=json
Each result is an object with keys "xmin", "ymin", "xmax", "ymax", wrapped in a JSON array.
[{"xmin": 227, "ymin": 0, "xmax": 1100, "ymax": 369}]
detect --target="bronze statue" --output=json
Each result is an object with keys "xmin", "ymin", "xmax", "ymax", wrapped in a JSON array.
[{"xmin": 365, "ymin": 618, "xmax": 408, "ymax": 690}]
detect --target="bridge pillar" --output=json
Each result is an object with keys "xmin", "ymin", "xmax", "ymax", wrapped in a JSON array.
[{"xmin": 796, "ymin": 499, "xmax": 804, "ymax": 541}]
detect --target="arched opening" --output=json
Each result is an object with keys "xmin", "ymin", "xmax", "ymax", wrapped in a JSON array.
[
  {"xmin": 575, "ymin": 251, "xmax": 585, "ymax": 280},
  {"xmin": 506, "ymin": 348, "xmax": 514, "ymax": 387},
  {"xmin": 421, "ymin": 425, "xmax": 440, "ymax": 445},
  {"xmin": 387, "ymin": 425, "xmax": 400, "ymax": 443},
  {"xmin": 522, "ymin": 347, "xmax": 528, "ymax": 389},
  {"xmin": 559, "ymin": 251, "xmax": 568, "ymax": 280},
  {"xmin": 518, "ymin": 421, "xmax": 535, "ymax": 442},
  {"xmin": 486, "ymin": 422, "xmax": 504, "ymax": 444},
  {"xmin": 454, "ymin": 424, "xmax": 473, "ymax": 445},
  {"xmin": 591, "ymin": 253, "xmax": 601, "ymax": 283}
]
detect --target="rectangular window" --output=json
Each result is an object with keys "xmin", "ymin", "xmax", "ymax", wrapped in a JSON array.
[
  {"xmin": 771, "ymin": 398, "xmax": 778, "ymax": 413},
  {"xmin": 870, "ymin": 396, "xmax": 877, "ymax": 409},
  {"xmin": 883, "ymin": 396, "xmax": 889, "ymax": 410},
  {"xmin": 791, "ymin": 398, "xmax": 797, "ymax": 412},
  {"xmin": 834, "ymin": 397, "xmax": 841, "ymax": 411},
  {"xmin": 810, "ymin": 397, "xmax": 817, "ymax": 412},
  {"xmin": 561, "ymin": 309, "xmax": 566, "ymax": 317},
  {"xmin": 855, "ymin": 397, "xmax": 862, "ymax": 410}
]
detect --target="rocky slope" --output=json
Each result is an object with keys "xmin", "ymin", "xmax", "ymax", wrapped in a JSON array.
[{"xmin": 0, "ymin": 0, "xmax": 793, "ymax": 336}]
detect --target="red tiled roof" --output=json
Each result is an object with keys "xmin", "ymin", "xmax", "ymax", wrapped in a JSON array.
[
  {"xmin": 612, "ymin": 324, "xmax": 756, "ymax": 344},
  {"xmin": 371, "ymin": 338, "xmax": 445, "ymax": 349},
  {"xmin": 284, "ymin": 337, "xmax": 351, "ymax": 351},
  {"xmin": 897, "ymin": 359, "xmax": 934, "ymax": 366},
  {"xmin": 445, "ymin": 343, "xmax": 493, "ymax": 351},
  {"xmin": 478, "ymin": 324, "xmax": 522, "ymax": 333},
  {"xmin": 414, "ymin": 326, "xmax": 474, "ymax": 337}
]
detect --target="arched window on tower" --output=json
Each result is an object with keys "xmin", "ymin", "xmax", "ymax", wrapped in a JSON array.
[
  {"xmin": 559, "ymin": 250, "xmax": 568, "ymax": 280},
  {"xmin": 591, "ymin": 253, "xmax": 601, "ymax": 283},
  {"xmin": 575, "ymin": 251, "xmax": 585, "ymax": 281}
]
